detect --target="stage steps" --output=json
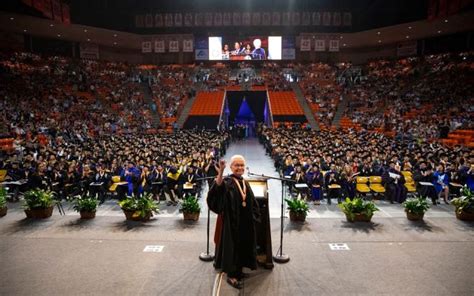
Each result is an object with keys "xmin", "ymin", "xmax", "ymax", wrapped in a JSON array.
[
  {"xmin": 140, "ymin": 83, "xmax": 161, "ymax": 128},
  {"xmin": 331, "ymin": 93, "xmax": 349, "ymax": 128},
  {"xmin": 291, "ymin": 82, "xmax": 319, "ymax": 130}
]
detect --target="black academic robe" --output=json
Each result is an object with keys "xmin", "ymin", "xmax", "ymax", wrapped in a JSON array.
[{"xmin": 207, "ymin": 176, "xmax": 260, "ymax": 274}]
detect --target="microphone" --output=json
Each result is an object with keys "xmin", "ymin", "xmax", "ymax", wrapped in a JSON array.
[{"xmin": 246, "ymin": 166, "xmax": 250, "ymax": 177}]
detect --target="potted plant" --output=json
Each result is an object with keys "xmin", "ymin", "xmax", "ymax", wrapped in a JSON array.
[
  {"xmin": 181, "ymin": 195, "xmax": 201, "ymax": 221},
  {"xmin": 118, "ymin": 193, "xmax": 159, "ymax": 222},
  {"xmin": 0, "ymin": 187, "xmax": 7, "ymax": 217},
  {"xmin": 72, "ymin": 196, "xmax": 99, "ymax": 219},
  {"xmin": 22, "ymin": 189, "xmax": 56, "ymax": 219},
  {"xmin": 451, "ymin": 186, "xmax": 474, "ymax": 221},
  {"xmin": 338, "ymin": 197, "xmax": 378, "ymax": 222},
  {"xmin": 403, "ymin": 197, "xmax": 430, "ymax": 221},
  {"xmin": 285, "ymin": 198, "xmax": 310, "ymax": 222}
]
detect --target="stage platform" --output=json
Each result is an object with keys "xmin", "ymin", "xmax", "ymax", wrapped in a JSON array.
[{"xmin": 0, "ymin": 205, "xmax": 473, "ymax": 296}]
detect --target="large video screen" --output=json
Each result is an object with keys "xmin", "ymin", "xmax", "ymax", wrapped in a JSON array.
[{"xmin": 208, "ymin": 36, "xmax": 282, "ymax": 61}]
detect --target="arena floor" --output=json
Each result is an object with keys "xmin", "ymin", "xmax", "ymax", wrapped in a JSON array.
[{"xmin": 0, "ymin": 138, "xmax": 472, "ymax": 296}]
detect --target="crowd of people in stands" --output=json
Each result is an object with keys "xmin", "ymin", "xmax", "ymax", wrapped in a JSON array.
[
  {"xmin": 1, "ymin": 50, "xmax": 473, "ymax": 209},
  {"xmin": 345, "ymin": 52, "xmax": 473, "ymax": 141},
  {"xmin": 260, "ymin": 126, "xmax": 474, "ymax": 205}
]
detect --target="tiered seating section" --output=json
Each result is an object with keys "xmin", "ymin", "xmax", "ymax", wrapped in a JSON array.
[{"xmin": 268, "ymin": 91, "xmax": 306, "ymax": 126}]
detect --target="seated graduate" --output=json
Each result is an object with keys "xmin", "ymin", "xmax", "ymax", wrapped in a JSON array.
[
  {"xmin": 182, "ymin": 165, "xmax": 198, "ymax": 197},
  {"xmin": 340, "ymin": 164, "xmax": 356, "ymax": 201},
  {"xmin": 382, "ymin": 162, "xmax": 406, "ymax": 204},
  {"xmin": 63, "ymin": 163, "xmax": 80, "ymax": 198},
  {"xmin": 433, "ymin": 163, "xmax": 450, "ymax": 204},
  {"xmin": 121, "ymin": 161, "xmax": 141, "ymax": 197},
  {"xmin": 307, "ymin": 164, "xmax": 324, "ymax": 205},
  {"xmin": 89, "ymin": 164, "xmax": 111, "ymax": 204},
  {"xmin": 413, "ymin": 161, "xmax": 438, "ymax": 205},
  {"xmin": 151, "ymin": 164, "xmax": 167, "ymax": 201},
  {"xmin": 139, "ymin": 165, "xmax": 153, "ymax": 197},
  {"xmin": 207, "ymin": 155, "xmax": 260, "ymax": 290},
  {"xmin": 325, "ymin": 164, "xmax": 342, "ymax": 204},
  {"xmin": 291, "ymin": 164, "xmax": 308, "ymax": 199},
  {"xmin": 166, "ymin": 166, "xmax": 181, "ymax": 205}
]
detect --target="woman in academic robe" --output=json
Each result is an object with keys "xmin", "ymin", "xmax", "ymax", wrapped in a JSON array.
[
  {"xmin": 207, "ymin": 155, "xmax": 260, "ymax": 290},
  {"xmin": 307, "ymin": 165, "xmax": 324, "ymax": 205}
]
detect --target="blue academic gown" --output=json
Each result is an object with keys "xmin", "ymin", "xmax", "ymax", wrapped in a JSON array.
[
  {"xmin": 433, "ymin": 171, "xmax": 449, "ymax": 194},
  {"xmin": 121, "ymin": 166, "xmax": 141, "ymax": 196}
]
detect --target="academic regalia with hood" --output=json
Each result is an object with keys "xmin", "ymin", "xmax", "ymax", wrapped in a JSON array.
[{"xmin": 207, "ymin": 174, "xmax": 261, "ymax": 276}]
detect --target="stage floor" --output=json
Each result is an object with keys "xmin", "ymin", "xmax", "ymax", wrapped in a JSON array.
[
  {"xmin": 0, "ymin": 138, "xmax": 473, "ymax": 295},
  {"xmin": 0, "ymin": 211, "xmax": 473, "ymax": 296}
]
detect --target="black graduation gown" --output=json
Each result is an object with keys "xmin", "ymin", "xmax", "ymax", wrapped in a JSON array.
[{"xmin": 207, "ymin": 176, "xmax": 260, "ymax": 274}]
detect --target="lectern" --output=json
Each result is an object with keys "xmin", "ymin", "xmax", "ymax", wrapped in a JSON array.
[{"xmin": 248, "ymin": 178, "xmax": 274, "ymax": 269}]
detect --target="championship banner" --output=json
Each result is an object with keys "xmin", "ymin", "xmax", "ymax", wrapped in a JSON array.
[
  {"xmin": 145, "ymin": 14, "xmax": 154, "ymax": 28},
  {"xmin": 169, "ymin": 40, "xmax": 179, "ymax": 52},
  {"xmin": 301, "ymin": 12, "xmax": 311, "ymax": 26},
  {"xmin": 61, "ymin": 3, "xmax": 70, "ymax": 24},
  {"xmin": 282, "ymin": 12, "xmax": 291, "ymax": 26},
  {"xmin": 291, "ymin": 12, "xmax": 300, "ymax": 26},
  {"xmin": 300, "ymin": 37, "xmax": 311, "ymax": 51},
  {"xmin": 195, "ymin": 13, "xmax": 204, "ymax": 26},
  {"xmin": 214, "ymin": 13, "xmax": 223, "ymax": 26},
  {"xmin": 52, "ymin": 0, "xmax": 62, "ymax": 22},
  {"xmin": 80, "ymin": 42, "xmax": 99, "ymax": 59},
  {"xmin": 343, "ymin": 12, "xmax": 352, "ymax": 26},
  {"xmin": 165, "ymin": 13, "xmax": 173, "ymax": 27},
  {"xmin": 323, "ymin": 12, "xmax": 331, "ymax": 26},
  {"xmin": 223, "ymin": 13, "xmax": 232, "ymax": 26},
  {"xmin": 135, "ymin": 15, "xmax": 144, "ymax": 28},
  {"xmin": 183, "ymin": 39, "xmax": 194, "ymax": 52},
  {"xmin": 154, "ymin": 40, "xmax": 165, "ymax": 53},
  {"xmin": 315, "ymin": 39, "xmax": 325, "ymax": 51},
  {"xmin": 195, "ymin": 37, "xmax": 208, "ymax": 60},
  {"xmin": 142, "ymin": 41, "xmax": 152, "ymax": 53},
  {"xmin": 252, "ymin": 12, "xmax": 261, "ymax": 26},
  {"xmin": 232, "ymin": 12, "xmax": 241, "ymax": 26},
  {"xmin": 242, "ymin": 12, "xmax": 251, "ymax": 26},
  {"xmin": 333, "ymin": 12, "xmax": 342, "ymax": 26},
  {"xmin": 329, "ymin": 40, "xmax": 340, "ymax": 52},
  {"xmin": 312, "ymin": 12, "xmax": 321, "ymax": 26},
  {"xmin": 155, "ymin": 14, "xmax": 164, "ymax": 27},
  {"xmin": 282, "ymin": 37, "xmax": 296, "ymax": 60},
  {"xmin": 272, "ymin": 12, "xmax": 281, "ymax": 26},
  {"xmin": 262, "ymin": 12, "xmax": 271, "ymax": 26},
  {"xmin": 205, "ymin": 13, "xmax": 213, "ymax": 26},
  {"xmin": 184, "ymin": 13, "xmax": 193, "ymax": 26},
  {"xmin": 174, "ymin": 13, "xmax": 182, "ymax": 27}
]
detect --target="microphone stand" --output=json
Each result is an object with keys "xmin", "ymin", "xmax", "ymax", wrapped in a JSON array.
[
  {"xmin": 247, "ymin": 169, "xmax": 295, "ymax": 264},
  {"xmin": 197, "ymin": 175, "xmax": 217, "ymax": 262}
]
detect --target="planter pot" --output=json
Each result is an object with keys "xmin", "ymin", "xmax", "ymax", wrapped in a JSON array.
[
  {"xmin": 346, "ymin": 213, "xmax": 372, "ymax": 222},
  {"xmin": 122, "ymin": 209, "xmax": 152, "ymax": 222},
  {"xmin": 0, "ymin": 207, "xmax": 7, "ymax": 217},
  {"xmin": 455, "ymin": 210, "xmax": 474, "ymax": 221},
  {"xmin": 24, "ymin": 206, "xmax": 54, "ymax": 219},
  {"xmin": 406, "ymin": 211, "xmax": 424, "ymax": 221},
  {"xmin": 183, "ymin": 212, "xmax": 200, "ymax": 221},
  {"xmin": 289, "ymin": 211, "xmax": 306, "ymax": 222},
  {"xmin": 80, "ymin": 210, "xmax": 96, "ymax": 219}
]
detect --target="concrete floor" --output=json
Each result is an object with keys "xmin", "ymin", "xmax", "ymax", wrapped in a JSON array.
[{"xmin": 0, "ymin": 138, "xmax": 473, "ymax": 296}]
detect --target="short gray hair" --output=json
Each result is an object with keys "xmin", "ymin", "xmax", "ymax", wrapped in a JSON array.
[{"xmin": 230, "ymin": 155, "xmax": 245, "ymax": 166}]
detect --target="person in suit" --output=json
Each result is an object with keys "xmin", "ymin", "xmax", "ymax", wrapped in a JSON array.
[{"xmin": 90, "ymin": 164, "xmax": 111, "ymax": 204}]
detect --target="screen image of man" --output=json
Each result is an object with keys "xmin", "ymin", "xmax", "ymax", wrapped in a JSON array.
[{"xmin": 207, "ymin": 155, "xmax": 260, "ymax": 289}]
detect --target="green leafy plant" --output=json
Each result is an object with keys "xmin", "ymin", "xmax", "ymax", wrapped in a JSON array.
[
  {"xmin": 181, "ymin": 196, "xmax": 200, "ymax": 214},
  {"xmin": 119, "ymin": 193, "xmax": 159, "ymax": 219},
  {"xmin": 451, "ymin": 186, "xmax": 474, "ymax": 214},
  {"xmin": 285, "ymin": 198, "xmax": 310, "ymax": 217},
  {"xmin": 72, "ymin": 196, "xmax": 99, "ymax": 213},
  {"xmin": 0, "ymin": 187, "xmax": 7, "ymax": 209},
  {"xmin": 403, "ymin": 196, "xmax": 430, "ymax": 214},
  {"xmin": 338, "ymin": 197, "xmax": 379, "ymax": 221},
  {"xmin": 22, "ymin": 189, "xmax": 57, "ymax": 210}
]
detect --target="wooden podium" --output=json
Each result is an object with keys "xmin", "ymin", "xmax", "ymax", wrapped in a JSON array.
[{"xmin": 248, "ymin": 178, "xmax": 274, "ymax": 269}]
